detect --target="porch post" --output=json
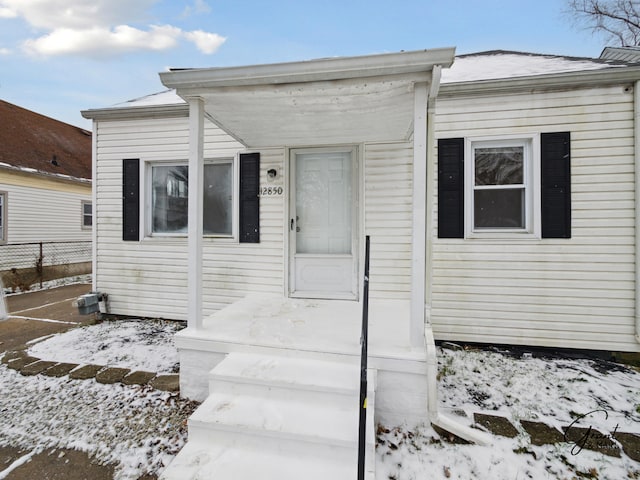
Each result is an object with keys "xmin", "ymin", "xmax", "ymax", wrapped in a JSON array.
[
  {"xmin": 410, "ymin": 81, "xmax": 428, "ymax": 348},
  {"xmin": 187, "ymin": 97, "xmax": 205, "ymax": 330}
]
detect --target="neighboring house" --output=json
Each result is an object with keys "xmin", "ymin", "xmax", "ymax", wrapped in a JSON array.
[
  {"xmin": 0, "ymin": 100, "xmax": 92, "ymax": 285},
  {"xmin": 0, "ymin": 100, "xmax": 93, "ymax": 243},
  {"xmin": 82, "ymin": 48, "xmax": 640, "ymax": 476}
]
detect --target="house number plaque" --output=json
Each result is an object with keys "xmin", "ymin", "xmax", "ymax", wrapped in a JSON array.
[{"xmin": 259, "ymin": 186, "xmax": 283, "ymax": 196}]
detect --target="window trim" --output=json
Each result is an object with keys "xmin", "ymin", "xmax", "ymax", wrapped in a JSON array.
[
  {"xmin": 81, "ymin": 200, "xmax": 92, "ymax": 230},
  {"xmin": 0, "ymin": 191, "xmax": 6, "ymax": 244},
  {"xmin": 144, "ymin": 157, "xmax": 239, "ymax": 241},
  {"xmin": 464, "ymin": 134, "xmax": 541, "ymax": 239}
]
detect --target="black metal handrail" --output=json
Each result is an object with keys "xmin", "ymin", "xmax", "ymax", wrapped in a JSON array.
[{"xmin": 357, "ymin": 235, "xmax": 370, "ymax": 480}]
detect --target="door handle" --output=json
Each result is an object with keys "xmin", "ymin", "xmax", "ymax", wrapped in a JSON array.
[{"xmin": 290, "ymin": 218, "xmax": 295, "ymax": 231}]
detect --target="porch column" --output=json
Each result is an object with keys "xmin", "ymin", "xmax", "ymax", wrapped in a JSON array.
[
  {"xmin": 187, "ymin": 97, "xmax": 205, "ymax": 330},
  {"xmin": 410, "ymin": 81, "xmax": 428, "ymax": 348}
]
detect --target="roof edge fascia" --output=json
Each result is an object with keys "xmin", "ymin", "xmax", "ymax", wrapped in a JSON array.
[
  {"xmin": 81, "ymin": 103, "xmax": 188, "ymax": 121},
  {"xmin": 0, "ymin": 163, "xmax": 91, "ymax": 185},
  {"xmin": 160, "ymin": 47, "xmax": 456, "ymax": 89},
  {"xmin": 439, "ymin": 65, "xmax": 640, "ymax": 96}
]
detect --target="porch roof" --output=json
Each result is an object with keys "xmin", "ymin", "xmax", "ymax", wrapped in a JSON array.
[{"xmin": 159, "ymin": 48, "xmax": 455, "ymax": 148}]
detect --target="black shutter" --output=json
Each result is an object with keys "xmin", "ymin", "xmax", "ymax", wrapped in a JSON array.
[
  {"xmin": 438, "ymin": 138, "xmax": 465, "ymax": 238},
  {"xmin": 122, "ymin": 159, "xmax": 140, "ymax": 241},
  {"xmin": 541, "ymin": 132, "xmax": 571, "ymax": 238},
  {"xmin": 239, "ymin": 152, "xmax": 260, "ymax": 243}
]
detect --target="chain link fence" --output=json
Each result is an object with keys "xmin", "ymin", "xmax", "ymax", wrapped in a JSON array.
[{"xmin": 0, "ymin": 241, "xmax": 92, "ymax": 291}]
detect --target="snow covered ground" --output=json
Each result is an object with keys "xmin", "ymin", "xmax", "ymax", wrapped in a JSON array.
[
  {"xmin": 0, "ymin": 319, "xmax": 195, "ymax": 480},
  {"xmin": 27, "ymin": 319, "xmax": 181, "ymax": 374},
  {"xmin": 1, "ymin": 319, "xmax": 639, "ymax": 479},
  {"xmin": 377, "ymin": 346, "xmax": 640, "ymax": 479}
]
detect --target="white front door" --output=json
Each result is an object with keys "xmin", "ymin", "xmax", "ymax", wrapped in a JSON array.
[{"xmin": 289, "ymin": 147, "xmax": 357, "ymax": 299}]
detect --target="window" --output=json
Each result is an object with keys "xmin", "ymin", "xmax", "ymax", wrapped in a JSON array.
[
  {"xmin": 0, "ymin": 192, "xmax": 5, "ymax": 243},
  {"xmin": 438, "ymin": 133, "xmax": 569, "ymax": 240},
  {"xmin": 466, "ymin": 137, "xmax": 539, "ymax": 237},
  {"xmin": 149, "ymin": 160, "xmax": 234, "ymax": 236},
  {"xmin": 81, "ymin": 201, "xmax": 92, "ymax": 229}
]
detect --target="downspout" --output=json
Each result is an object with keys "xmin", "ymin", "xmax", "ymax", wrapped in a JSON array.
[
  {"xmin": 635, "ymin": 81, "xmax": 640, "ymax": 344},
  {"xmin": 423, "ymin": 67, "xmax": 491, "ymax": 445}
]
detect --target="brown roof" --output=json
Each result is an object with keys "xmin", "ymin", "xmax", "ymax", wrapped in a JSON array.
[{"xmin": 0, "ymin": 100, "xmax": 92, "ymax": 180}]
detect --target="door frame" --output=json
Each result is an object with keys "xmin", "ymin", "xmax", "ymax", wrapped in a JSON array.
[{"xmin": 286, "ymin": 145, "xmax": 361, "ymax": 300}]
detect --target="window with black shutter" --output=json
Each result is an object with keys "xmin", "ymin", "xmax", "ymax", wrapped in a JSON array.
[{"xmin": 437, "ymin": 132, "xmax": 571, "ymax": 240}]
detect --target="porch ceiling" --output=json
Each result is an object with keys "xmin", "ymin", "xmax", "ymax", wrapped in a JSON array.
[{"xmin": 160, "ymin": 48, "xmax": 455, "ymax": 148}]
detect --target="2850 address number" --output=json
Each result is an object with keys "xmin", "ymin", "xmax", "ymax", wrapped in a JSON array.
[{"xmin": 260, "ymin": 186, "xmax": 283, "ymax": 196}]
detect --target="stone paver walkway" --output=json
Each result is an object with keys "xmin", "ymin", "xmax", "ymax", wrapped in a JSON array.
[{"xmin": 1, "ymin": 349, "xmax": 179, "ymax": 392}]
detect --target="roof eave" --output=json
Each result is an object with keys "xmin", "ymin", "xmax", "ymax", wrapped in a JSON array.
[
  {"xmin": 439, "ymin": 65, "xmax": 640, "ymax": 96},
  {"xmin": 81, "ymin": 103, "xmax": 188, "ymax": 121},
  {"xmin": 160, "ymin": 47, "xmax": 456, "ymax": 90},
  {"xmin": 0, "ymin": 163, "xmax": 91, "ymax": 185}
]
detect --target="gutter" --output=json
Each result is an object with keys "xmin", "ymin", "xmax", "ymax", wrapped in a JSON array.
[
  {"xmin": 635, "ymin": 81, "xmax": 640, "ymax": 344},
  {"xmin": 81, "ymin": 103, "xmax": 188, "ymax": 121},
  {"xmin": 0, "ymin": 163, "xmax": 91, "ymax": 186},
  {"xmin": 425, "ymin": 328, "xmax": 492, "ymax": 445}
]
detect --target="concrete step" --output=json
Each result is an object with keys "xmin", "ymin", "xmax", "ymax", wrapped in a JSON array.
[
  {"xmin": 162, "ymin": 352, "xmax": 377, "ymax": 480},
  {"xmin": 209, "ymin": 352, "xmax": 369, "ymax": 404},
  {"xmin": 188, "ymin": 391, "xmax": 357, "ymax": 455},
  {"xmin": 160, "ymin": 440, "xmax": 359, "ymax": 480},
  {"xmin": 210, "ymin": 352, "xmax": 360, "ymax": 393}
]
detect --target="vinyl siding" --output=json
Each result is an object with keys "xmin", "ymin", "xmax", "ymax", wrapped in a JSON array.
[
  {"xmin": 0, "ymin": 173, "xmax": 91, "ymax": 244},
  {"xmin": 94, "ymin": 115, "xmax": 284, "ymax": 320},
  {"xmin": 94, "ymin": 112, "xmax": 416, "ymax": 318},
  {"xmin": 364, "ymin": 142, "xmax": 413, "ymax": 299},
  {"xmin": 432, "ymin": 84, "xmax": 639, "ymax": 352}
]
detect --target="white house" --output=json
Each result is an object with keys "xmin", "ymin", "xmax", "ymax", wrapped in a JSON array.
[
  {"xmin": 0, "ymin": 100, "xmax": 92, "ymax": 289},
  {"xmin": 82, "ymin": 48, "xmax": 640, "ymax": 479}
]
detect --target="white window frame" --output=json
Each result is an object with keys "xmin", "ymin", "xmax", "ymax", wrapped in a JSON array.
[
  {"xmin": 464, "ymin": 134, "xmax": 540, "ymax": 239},
  {"xmin": 144, "ymin": 157, "xmax": 239, "ymax": 241},
  {"xmin": 0, "ymin": 192, "xmax": 6, "ymax": 244},
  {"xmin": 81, "ymin": 200, "xmax": 92, "ymax": 230}
]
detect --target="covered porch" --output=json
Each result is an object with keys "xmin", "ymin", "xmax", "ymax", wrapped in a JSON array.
[
  {"xmin": 158, "ymin": 47, "xmax": 456, "ymax": 353},
  {"xmin": 159, "ymin": 48, "xmax": 458, "ymax": 427},
  {"xmin": 156, "ymin": 49, "xmax": 495, "ymax": 480}
]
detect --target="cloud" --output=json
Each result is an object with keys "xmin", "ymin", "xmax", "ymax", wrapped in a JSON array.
[
  {"xmin": 0, "ymin": 0, "xmax": 224, "ymax": 57},
  {"xmin": 23, "ymin": 25, "xmax": 183, "ymax": 57},
  {"xmin": 0, "ymin": 6, "xmax": 17, "ymax": 18},
  {"xmin": 0, "ymin": 0, "xmax": 154, "ymax": 29},
  {"xmin": 184, "ymin": 30, "xmax": 225, "ymax": 54},
  {"xmin": 0, "ymin": 47, "xmax": 11, "ymax": 55},
  {"xmin": 182, "ymin": 0, "xmax": 211, "ymax": 18}
]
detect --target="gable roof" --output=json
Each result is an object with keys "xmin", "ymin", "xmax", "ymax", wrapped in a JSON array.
[
  {"xmin": 83, "ymin": 49, "xmax": 640, "ymax": 118},
  {"xmin": 0, "ymin": 100, "xmax": 92, "ymax": 181}
]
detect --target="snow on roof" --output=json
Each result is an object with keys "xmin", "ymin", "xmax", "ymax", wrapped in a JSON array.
[
  {"xmin": 441, "ymin": 50, "xmax": 629, "ymax": 84},
  {"xmin": 113, "ymin": 89, "xmax": 185, "ymax": 108},
  {"xmin": 112, "ymin": 50, "xmax": 637, "ymax": 109}
]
